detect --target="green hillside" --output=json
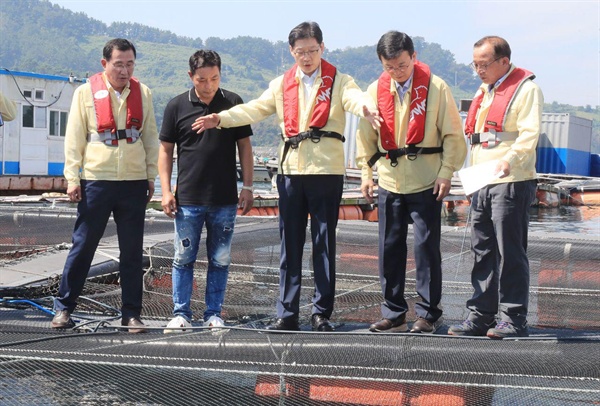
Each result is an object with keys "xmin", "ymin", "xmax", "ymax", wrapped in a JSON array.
[{"xmin": 1, "ymin": 0, "xmax": 598, "ymax": 151}]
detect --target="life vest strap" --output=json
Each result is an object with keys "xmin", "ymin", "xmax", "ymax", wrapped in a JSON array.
[
  {"xmin": 87, "ymin": 128, "xmax": 141, "ymax": 146},
  {"xmin": 367, "ymin": 145, "xmax": 443, "ymax": 168},
  {"xmin": 283, "ymin": 129, "xmax": 345, "ymax": 149},
  {"xmin": 469, "ymin": 129, "xmax": 518, "ymax": 149},
  {"xmin": 279, "ymin": 130, "xmax": 345, "ymax": 175}
]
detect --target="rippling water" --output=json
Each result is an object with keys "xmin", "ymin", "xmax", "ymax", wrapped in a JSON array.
[
  {"xmin": 443, "ymin": 203, "xmax": 599, "ymax": 236},
  {"xmin": 155, "ymin": 176, "xmax": 599, "ymax": 237}
]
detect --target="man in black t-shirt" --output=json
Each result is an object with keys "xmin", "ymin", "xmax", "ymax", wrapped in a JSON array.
[{"xmin": 158, "ymin": 50, "xmax": 253, "ymax": 332}]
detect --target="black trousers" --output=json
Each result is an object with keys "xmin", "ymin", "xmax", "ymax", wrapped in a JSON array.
[
  {"xmin": 377, "ymin": 187, "xmax": 443, "ymax": 322},
  {"xmin": 276, "ymin": 174, "xmax": 344, "ymax": 319},
  {"xmin": 467, "ymin": 180, "xmax": 536, "ymax": 326},
  {"xmin": 55, "ymin": 180, "xmax": 148, "ymax": 319}
]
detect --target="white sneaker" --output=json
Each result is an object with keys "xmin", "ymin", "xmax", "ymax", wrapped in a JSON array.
[
  {"xmin": 203, "ymin": 315, "xmax": 225, "ymax": 328},
  {"xmin": 164, "ymin": 315, "xmax": 192, "ymax": 334}
]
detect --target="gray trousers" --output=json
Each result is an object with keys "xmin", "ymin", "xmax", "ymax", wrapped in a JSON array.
[{"xmin": 467, "ymin": 180, "xmax": 537, "ymax": 326}]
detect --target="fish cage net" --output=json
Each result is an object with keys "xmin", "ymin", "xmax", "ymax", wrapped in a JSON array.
[{"xmin": 0, "ymin": 205, "xmax": 599, "ymax": 405}]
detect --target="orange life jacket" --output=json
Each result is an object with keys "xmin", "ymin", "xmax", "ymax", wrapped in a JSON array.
[
  {"xmin": 464, "ymin": 67, "xmax": 535, "ymax": 135},
  {"xmin": 368, "ymin": 61, "xmax": 442, "ymax": 168},
  {"xmin": 89, "ymin": 73, "xmax": 143, "ymax": 146},
  {"xmin": 282, "ymin": 59, "xmax": 337, "ymax": 138},
  {"xmin": 378, "ymin": 60, "xmax": 431, "ymax": 150}
]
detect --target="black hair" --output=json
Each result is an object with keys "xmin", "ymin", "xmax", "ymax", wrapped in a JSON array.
[
  {"xmin": 189, "ymin": 49, "xmax": 222, "ymax": 72},
  {"xmin": 288, "ymin": 21, "xmax": 323, "ymax": 47},
  {"xmin": 376, "ymin": 31, "xmax": 414, "ymax": 61},
  {"xmin": 103, "ymin": 38, "xmax": 136, "ymax": 60}
]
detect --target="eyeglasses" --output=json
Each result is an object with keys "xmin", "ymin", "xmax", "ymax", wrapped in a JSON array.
[
  {"xmin": 292, "ymin": 48, "xmax": 320, "ymax": 58},
  {"xmin": 384, "ymin": 62, "xmax": 412, "ymax": 73},
  {"xmin": 470, "ymin": 57, "xmax": 501, "ymax": 72},
  {"xmin": 109, "ymin": 62, "xmax": 136, "ymax": 71}
]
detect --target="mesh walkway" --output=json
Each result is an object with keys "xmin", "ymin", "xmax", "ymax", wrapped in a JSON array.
[{"xmin": 1, "ymin": 206, "xmax": 599, "ymax": 405}]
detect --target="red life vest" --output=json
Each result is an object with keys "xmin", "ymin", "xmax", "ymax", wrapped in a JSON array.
[
  {"xmin": 377, "ymin": 60, "xmax": 431, "ymax": 150},
  {"xmin": 89, "ymin": 73, "xmax": 143, "ymax": 145},
  {"xmin": 282, "ymin": 59, "xmax": 336, "ymax": 137},
  {"xmin": 464, "ymin": 67, "xmax": 535, "ymax": 135}
]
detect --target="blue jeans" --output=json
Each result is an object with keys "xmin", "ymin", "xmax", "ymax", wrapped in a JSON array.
[{"xmin": 172, "ymin": 204, "xmax": 237, "ymax": 321}]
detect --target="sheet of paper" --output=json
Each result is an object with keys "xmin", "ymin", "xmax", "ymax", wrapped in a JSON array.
[{"xmin": 458, "ymin": 160, "xmax": 502, "ymax": 196}]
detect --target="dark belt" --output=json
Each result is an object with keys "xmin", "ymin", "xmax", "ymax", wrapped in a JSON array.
[
  {"xmin": 280, "ymin": 130, "xmax": 345, "ymax": 174},
  {"xmin": 367, "ymin": 145, "xmax": 443, "ymax": 168},
  {"xmin": 283, "ymin": 129, "xmax": 345, "ymax": 149}
]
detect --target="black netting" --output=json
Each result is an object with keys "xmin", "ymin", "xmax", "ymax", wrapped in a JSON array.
[{"xmin": 1, "ymin": 206, "xmax": 599, "ymax": 405}]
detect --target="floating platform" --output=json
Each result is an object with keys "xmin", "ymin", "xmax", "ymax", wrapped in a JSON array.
[{"xmin": 1, "ymin": 212, "xmax": 599, "ymax": 405}]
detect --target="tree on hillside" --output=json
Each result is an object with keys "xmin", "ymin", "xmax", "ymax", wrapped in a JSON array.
[
  {"xmin": 109, "ymin": 22, "xmax": 203, "ymax": 48},
  {"xmin": 326, "ymin": 46, "xmax": 379, "ymax": 88},
  {"xmin": 205, "ymin": 36, "xmax": 275, "ymax": 69},
  {"xmin": 7, "ymin": 0, "xmax": 581, "ymax": 149}
]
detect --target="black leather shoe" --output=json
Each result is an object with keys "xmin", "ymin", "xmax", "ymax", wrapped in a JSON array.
[
  {"xmin": 266, "ymin": 317, "xmax": 300, "ymax": 331},
  {"xmin": 51, "ymin": 310, "xmax": 74, "ymax": 329},
  {"xmin": 121, "ymin": 316, "xmax": 147, "ymax": 334},
  {"xmin": 369, "ymin": 315, "xmax": 408, "ymax": 332},
  {"xmin": 410, "ymin": 317, "xmax": 441, "ymax": 334},
  {"xmin": 311, "ymin": 314, "xmax": 334, "ymax": 332}
]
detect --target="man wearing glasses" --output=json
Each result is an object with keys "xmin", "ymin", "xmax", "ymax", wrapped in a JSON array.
[
  {"xmin": 193, "ymin": 21, "xmax": 380, "ymax": 332},
  {"xmin": 51, "ymin": 38, "xmax": 159, "ymax": 333},
  {"xmin": 356, "ymin": 31, "xmax": 466, "ymax": 334},
  {"xmin": 448, "ymin": 36, "xmax": 543, "ymax": 339}
]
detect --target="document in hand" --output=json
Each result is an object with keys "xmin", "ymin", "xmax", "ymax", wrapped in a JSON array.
[{"xmin": 458, "ymin": 160, "xmax": 502, "ymax": 196}]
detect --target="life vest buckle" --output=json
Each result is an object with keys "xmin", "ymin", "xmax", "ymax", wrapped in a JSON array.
[
  {"xmin": 406, "ymin": 147, "xmax": 421, "ymax": 161},
  {"xmin": 483, "ymin": 129, "xmax": 498, "ymax": 149},
  {"xmin": 309, "ymin": 131, "xmax": 322, "ymax": 144}
]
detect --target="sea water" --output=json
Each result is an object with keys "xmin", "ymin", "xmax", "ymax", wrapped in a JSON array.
[
  {"xmin": 443, "ymin": 203, "xmax": 599, "ymax": 236},
  {"xmin": 155, "ymin": 177, "xmax": 599, "ymax": 237}
]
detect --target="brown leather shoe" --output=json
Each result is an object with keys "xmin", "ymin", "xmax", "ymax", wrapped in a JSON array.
[
  {"xmin": 369, "ymin": 316, "xmax": 408, "ymax": 332},
  {"xmin": 410, "ymin": 317, "xmax": 441, "ymax": 334},
  {"xmin": 51, "ymin": 310, "xmax": 74, "ymax": 329},
  {"xmin": 121, "ymin": 316, "xmax": 147, "ymax": 334}
]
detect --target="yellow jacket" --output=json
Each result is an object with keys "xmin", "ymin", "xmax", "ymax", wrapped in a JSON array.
[
  {"xmin": 356, "ymin": 73, "xmax": 466, "ymax": 194},
  {"xmin": 0, "ymin": 91, "xmax": 17, "ymax": 122},
  {"xmin": 218, "ymin": 64, "xmax": 373, "ymax": 175},
  {"xmin": 63, "ymin": 73, "xmax": 159, "ymax": 186},
  {"xmin": 470, "ymin": 65, "xmax": 544, "ymax": 182}
]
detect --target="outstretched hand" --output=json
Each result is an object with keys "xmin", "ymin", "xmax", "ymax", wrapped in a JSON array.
[
  {"xmin": 191, "ymin": 113, "xmax": 220, "ymax": 134},
  {"xmin": 363, "ymin": 105, "xmax": 382, "ymax": 130}
]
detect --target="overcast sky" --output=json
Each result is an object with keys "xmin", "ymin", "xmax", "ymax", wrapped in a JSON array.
[{"xmin": 50, "ymin": 0, "xmax": 599, "ymax": 107}]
